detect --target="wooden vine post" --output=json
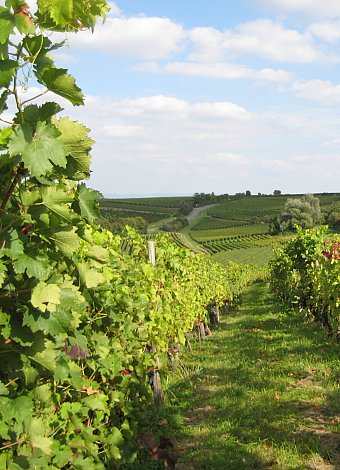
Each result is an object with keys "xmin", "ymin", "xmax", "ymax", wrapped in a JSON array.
[{"xmin": 147, "ymin": 241, "xmax": 164, "ymax": 406}]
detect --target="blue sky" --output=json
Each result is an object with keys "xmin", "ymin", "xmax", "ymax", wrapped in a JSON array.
[{"xmin": 16, "ymin": 1, "xmax": 340, "ymax": 195}]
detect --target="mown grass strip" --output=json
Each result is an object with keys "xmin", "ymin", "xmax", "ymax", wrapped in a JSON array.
[{"xmin": 129, "ymin": 282, "xmax": 340, "ymax": 469}]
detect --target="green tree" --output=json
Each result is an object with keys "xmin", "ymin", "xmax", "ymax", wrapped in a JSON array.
[
  {"xmin": 325, "ymin": 201, "xmax": 340, "ymax": 228},
  {"xmin": 275, "ymin": 194, "xmax": 322, "ymax": 232}
]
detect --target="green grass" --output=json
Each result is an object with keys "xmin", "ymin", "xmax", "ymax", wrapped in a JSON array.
[{"xmin": 130, "ymin": 282, "xmax": 340, "ymax": 469}]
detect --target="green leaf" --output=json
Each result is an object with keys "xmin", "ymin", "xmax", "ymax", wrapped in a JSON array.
[
  {"xmin": 13, "ymin": 252, "xmax": 49, "ymax": 278},
  {"xmin": 106, "ymin": 428, "xmax": 124, "ymax": 460},
  {"xmin": 40, "ymin": 185, "xmax": 74, "ymax": 222},
  {"xmin": 0, "ymin": 260, "xmax": 7, "ymax": 287},
  {"xmin": 14, "ymin": 9, "xmax": 36, "ymax": 35},
  {"xmin": 52, "ymin": 116, "xmax": 94, "ymax": 180},
  {"xmin": 31, "ymin": 282, "xmax": 61, "ymax": 312},
  {"xmin": 82, "ymin": 393, "xmax": 108, "ymax": 411},
  {"xmin": 0, "ymin": 89, "xmax": 9, "ymax": 113},
  {"xmin": 15, "ymin": 102, "xmax": 63, "ymax": 125},
  {"xmin": 87, "ymin": 244, "xmax": 109, "ymax": 263},
  {"xmin": 36, "ymin": 0, "xmax": 109, "ymax": 31},
  {"xmin": 0, "ymin": 125, "xmax": 12, "ymax": 149},
  {"xmin": 0, "ymin": 395, "xmax": 33, "ymax": 425},
  {"xmin": 23, "ymin": 35, "xmax": 62, "ymax": 69},
  {"xmin": 33, "ymin": 383, "xmax": 52, "ymax": 403},
  {"xmin": 8, "ymin": 122, "xmax": 67, "ymax": 177},
  {"xmin": 49, "ymin": 226, "xmax": 80, "ymax": 258},
  {"xmin": 0, "ymin": 58, "xmax": 18, "ymax": 87},
  {"xmin": 24, "ymin": 417, "xmax": 53, "ymax": 455},
  {"xmin": 37, "ymin": 66, "xmax": 84, "ymax": 105},
  {"xmin": 23, "ymin": 364, "xmax": 39, "ymax": 386},
  {"xmin": 77, "ymin": 183, "xmax": 101, "ymax": 222},
  {"xmin": 60, "ymin": 401, "xmax": 82, "ymax": 419},
  {"xmin": 0, "ymin": 7, "xmax": 14, "ymax": 44},
  {"xmin": 0, "ymin": 234, "xmax": 24, "ymax": 260},
  {"xmin": 38, "ymin": 0, "xmax": 73, "ymax": 28},
  {"xmin": 77, "ymin": 262, "xmax": 106, "ymax": 289},
  {"xmin": 29, "ymin": 342, "xmax": 56, "ymax": 373},
  {"xmin": 0, "ymin": 381, "xmax": 9, "ymax": 396}
]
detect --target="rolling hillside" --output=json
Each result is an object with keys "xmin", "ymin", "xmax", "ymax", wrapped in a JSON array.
[{"xmin": 98, "ymin": 193, "xmax": 340, "ymax": 266}]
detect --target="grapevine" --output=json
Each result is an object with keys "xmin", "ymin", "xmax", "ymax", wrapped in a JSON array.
[
  {"xmin": 269, "ymin": 227, "xmax": 340, "ymax": 339},
  {"xmin": 0, "ymin": 2, "xmax": 256, "ymax": 467}
]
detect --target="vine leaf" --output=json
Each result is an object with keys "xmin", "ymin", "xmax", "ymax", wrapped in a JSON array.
[
  {"xmin": 77, "ymin": 183, "xmax": 101, "ymax": 222},
  {"xmin": 49, "ymin": 226, "xmax": 80, "ymax": 258},
  {"xmin": 8, "ymin": 122, "xmax": 67, "ymax": 177},
  {"xmin": 0, "ymin": 126, "xmax": 12, "ymax": 149},
  {"xmin": 31, "ymin": 282, "xmax": 61, "ymax": 312},
  {"xmin": 13, "ymin": 253, "xmax": 49, "ymax": 278},
  {"xmin": 0, "ymin": 7, "xmax": 14, "ymax": 44},
  {"xmin": 0, "ymin": 260, "xmax": 7, "ymax": 287},
  {"xmin": 53, "ymin": 117, "xmax": 94, "ymax": 180},
  {"xmin": 77, "ymin": 262, "xmax": 106, "ymax": 288},
  {"xmin": 37, "ymin": 0, "xmax": 109, "ymax": 31},
  {"xmin": 14, "ymin": 10, "xmax": 36, "ymax": 36},
  {"xmin": 40, "ymin": 185, "xmax": 74, "ymax": 222},
  {"xmin": 37, "ymin": 66, "xmax": 84, "ymax": 105},
  {"xmin": 38, "ymin": 0, "xmax": 73, "ymax": 28},
  {"xmin": 15, "ymin": 103, "xmax": 63, "ymax": 125},
  {"xmin": 106, "ymin": 428, "xmax": 124, "ymax": 460},
  {"xmin": 24, "ymin": 417, "xmax": 53, "ymax": 455},
  {"xmin": 0, "ymin": 90, "xmax": 9, "ymax": 113},
  {"xmin": 0, "ymin": 395, "xmax": 33, "ymax": 435},
  {"xmin": 0, "ymin": 59, "xmax": 18, "ymax": 88},
  {"xmin": 82, "ymin": 393, "xmax": 108, "ymax": 411}
]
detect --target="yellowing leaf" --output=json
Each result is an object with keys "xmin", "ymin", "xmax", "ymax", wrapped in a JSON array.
[
  {"xmin": 77, "ymin": 263, "xmax": 106, "ymax": 289},
  {"xmin": 31, "ymin": 282, "xmax": 61, "ymax": 312}
]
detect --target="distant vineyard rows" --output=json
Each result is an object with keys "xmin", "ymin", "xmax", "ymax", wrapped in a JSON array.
[
  {"xmin": 191, "ymin": 224, "xmax": 270, "ymax": 240},
  {"xmin": 99, "ymin": 208, "xmax": 169, "ymax": 224},
  {"xmin": 198, "ymin": 234, "xmax": 272, "ymax": 254},
  {"xmin": 192, "ymin": 218, "xmax": 251, "ymax": 230},
  {"xmin": 212, "ymin": 246, "xmax": 274, "ymax": 266}
]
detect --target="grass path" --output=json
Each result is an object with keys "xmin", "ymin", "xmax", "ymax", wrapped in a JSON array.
[{"xmin": 159, "ymin": 282, "xmax": 340, "ymax": 470}]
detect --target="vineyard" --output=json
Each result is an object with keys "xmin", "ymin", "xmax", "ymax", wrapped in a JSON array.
[
  {"xmin": 211, "ymin": 245, "xmax": 273, "ymax": 266},
  {"xmin": 100, "ymin": 208, "xmax": 167, "ymax": 225},
  {"xmin": 98, "ymin": 197, "xmax": 193, "ymax": 228},
  {"xmin": 0, "ymin": 2, "xmax": 339, "ymax": 469},
  {"xmin": 99, "ymin": 194, "xmax": 339, "ymax": 267}
]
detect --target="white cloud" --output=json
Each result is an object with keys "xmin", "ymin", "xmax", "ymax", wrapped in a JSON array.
[
  {"xmin": 66, "ymin": 16, "xmax": 186, "ymax": 60},
  {"xmin": 103, "ymin": 125, "xmax": 145, "ymax": 137},
  {"xmin": 204, "ymin": 153, "xmax": 251, "ymax": 165},
  {"xmin": 308, "ymin": 20, "xmax": 340, "ymax": 42},
  {"xmin": 107, "ymin": 2, "xmax": 121, "ymax": 17},
  {"xmin": 292, "ymin": 79, "xmax": 340, "ymax": 104},
  {"xmin": 136, "ymin": 61, "xmax": 293, "ymax": 84},
  {"xmin": 258, "ymin": 0, "xmax": 340, "ymax": 18},
  {"xmin": 192, "ymin": 102, "xmax": 249, "ymax": 119},
  {"xmin": 263, "ymin": 154, "xmax": 340, "ymax": 177},
  {"xmin": 189, "ymin": 20, "xmax": 319, "ymax": 63}
]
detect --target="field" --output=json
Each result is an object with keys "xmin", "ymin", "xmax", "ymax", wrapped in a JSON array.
[{"xmin": 100, "ymin": 193, "xmax": 340, "ymax": 266}]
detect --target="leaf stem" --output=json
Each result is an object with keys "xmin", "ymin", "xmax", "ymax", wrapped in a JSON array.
[
  {"xmin": 0, "ymin": 437, "xmax": 25, "ymax": 452},
  {"xmin": 5, "ymin": 377, "xmax": 19, "ymax": 387}
]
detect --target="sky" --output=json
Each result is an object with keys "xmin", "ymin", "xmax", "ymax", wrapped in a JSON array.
[{"xmin": 6, "ymin": 0, "xmax": 340, "ymax": 196}]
